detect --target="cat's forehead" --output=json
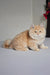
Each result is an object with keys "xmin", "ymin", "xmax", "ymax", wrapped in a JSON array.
[{"xmin": 34, "ymin": 25, "xmax": 43, "ymax": 30}]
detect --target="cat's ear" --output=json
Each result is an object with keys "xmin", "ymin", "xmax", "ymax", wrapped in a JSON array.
[
  {"xmin": 40, "ymin": 23, "xmax": 44, "ymax": 27},
  {"xmin": 31, "ymin": 24, "xmax": 34, "ymax": 28}
]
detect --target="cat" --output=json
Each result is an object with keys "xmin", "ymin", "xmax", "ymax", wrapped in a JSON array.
[{"xmin": 3, "ymin": 23, "xmax": 48, "ymax": 51}]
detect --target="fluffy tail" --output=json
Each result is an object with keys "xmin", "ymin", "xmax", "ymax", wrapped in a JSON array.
[{"xmin": 3, "ymin": 39, "xmax": 11, "ymax": 48}]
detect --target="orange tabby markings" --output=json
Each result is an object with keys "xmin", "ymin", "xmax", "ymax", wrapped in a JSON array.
[{"xmin": 3, "ymin": 24, "xmax": 48, "ymax": 51}]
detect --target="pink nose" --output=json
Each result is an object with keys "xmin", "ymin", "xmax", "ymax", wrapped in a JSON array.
[{"xmin": 37, "ymin": 33, "xmax": 39, "ymax": 35}]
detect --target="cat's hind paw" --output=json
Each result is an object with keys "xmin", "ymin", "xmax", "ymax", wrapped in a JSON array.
[{"xmin": 35, "ymin": 48, "xmax": 40, "ymax": 51}]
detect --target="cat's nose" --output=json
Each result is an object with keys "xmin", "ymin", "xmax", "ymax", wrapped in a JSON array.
[{"xmin": 37, "ymin": 33, "xmax": 39, "ymax": 35}]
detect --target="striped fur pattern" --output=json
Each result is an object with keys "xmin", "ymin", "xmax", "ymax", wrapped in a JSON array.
[{"xmin": 3, "ymin": 24, "xmax": 48, "ymax": 51}]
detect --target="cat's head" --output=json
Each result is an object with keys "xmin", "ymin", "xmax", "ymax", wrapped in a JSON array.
[{"xmin": 29, "ymin": 23, "xmax": 46, "ymax": 39}]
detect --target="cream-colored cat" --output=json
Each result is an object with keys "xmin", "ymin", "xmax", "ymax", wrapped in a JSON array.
[{"xmin": 3, "ymin": 24, "xmax": 48, "ymax": 51}]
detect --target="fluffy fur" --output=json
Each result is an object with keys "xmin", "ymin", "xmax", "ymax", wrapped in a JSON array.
[{"xmin": 3, "ymin": 24, "xmax": 48, "ymax": 51}]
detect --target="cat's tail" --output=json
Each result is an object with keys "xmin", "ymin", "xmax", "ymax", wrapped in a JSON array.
[{"xmin": 3, "ymin": 39, "xmax": 11, "ymax": 48}]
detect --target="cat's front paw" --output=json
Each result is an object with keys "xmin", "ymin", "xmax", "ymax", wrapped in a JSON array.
[
  {"xmin": 42, "ymin": 46, "xmax": 48, "ymax": 49},
  {"xmin": 40, "ymin": 44, "xmax": 48, "ymax": 49}
]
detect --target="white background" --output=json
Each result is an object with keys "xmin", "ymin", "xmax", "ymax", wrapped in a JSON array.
[{"xmin": 0, "ymin": 0, "xmax": 46, "ymax": 41}]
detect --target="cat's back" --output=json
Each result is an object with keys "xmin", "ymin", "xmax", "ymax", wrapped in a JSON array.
[{"xmin": 13, "ymin": 30, "xmax": 29, "ymax": 42}]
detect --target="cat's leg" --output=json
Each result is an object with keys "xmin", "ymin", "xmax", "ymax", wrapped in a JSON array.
[
  {"xmin": 40, "ymin": 43, "xmax": 48, "ymax": 49},
  {"xmin": 29, "ymin": 43, "xmax": 40, "ymax": 51},
  {"xmin": 13, "ymin": 46, "xmax": 29, "ymax": 51},
  {"xmin": 13, "ymin": 41, "xmax": 29, "ymax": 51}
]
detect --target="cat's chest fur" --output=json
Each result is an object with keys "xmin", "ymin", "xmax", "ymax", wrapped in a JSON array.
[
  {"xmin": 36, "ymin": 38, "xmax": 45, "ymax": 45},
  {"xmin": 29, "ymin": 38, "xmax": 45, "ymax": 45}
]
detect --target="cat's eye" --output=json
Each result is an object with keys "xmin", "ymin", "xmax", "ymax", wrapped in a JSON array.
[
  {"xmin": 39, "ymin": 31, "xmax": 41, "ymax": 32},
  {"xmin": 35, "ymin": 31, "xmax": 37, "ymax": 33}
]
